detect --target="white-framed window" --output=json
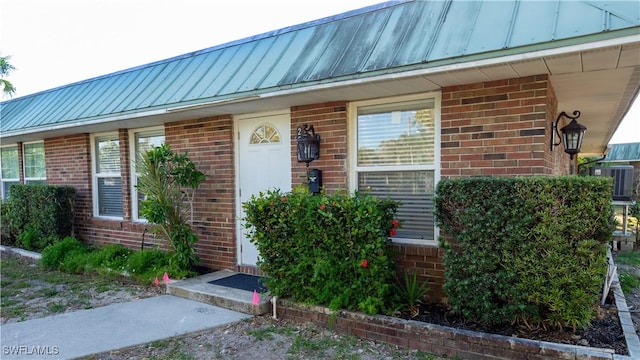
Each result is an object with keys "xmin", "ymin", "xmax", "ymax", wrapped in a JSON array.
[
  {"xmin": 23, "ymin": 141, "xmax": 46, "ymax": 184},
  {"xmin": 349, "ymin": 93, "xmax": 441, "ymax": 245},
  {"xmin": 0, "ymin": 145, "xmax": 20, "ymax": 199},
  {"xmin": 129, "ymin": 127, "xmax": 165, "ymax": 221},
  {"xmin": 91, "ymin": 133, "xmax": 123, "ymax": 218}
]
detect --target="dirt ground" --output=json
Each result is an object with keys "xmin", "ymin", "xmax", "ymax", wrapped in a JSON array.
[{"xmin": 2, "ymin": 247, "xmax": 639, "ymax": 359}]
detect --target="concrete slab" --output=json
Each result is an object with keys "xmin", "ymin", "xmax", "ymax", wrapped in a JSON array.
[
  {"xmin": 167, "ymin": 270, "xmax": 272, "ymax": 315},
  {"xmin": 0, "ymin": 295, "xmax": 250, "ymax": 360}
]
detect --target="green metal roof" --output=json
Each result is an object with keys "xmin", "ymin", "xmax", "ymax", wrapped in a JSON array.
[
  {"xmin": 2, "ymin": 0, "xmax": 639, "ymax": 137},
  {"xmin": 607, "ymin": 142, "xmax": 640, "ymax": 161}
]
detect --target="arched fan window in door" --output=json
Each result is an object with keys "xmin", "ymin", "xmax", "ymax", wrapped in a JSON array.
[{"xmin": 249, "ymin": 124, "xmax": 281, "ymax": 144}]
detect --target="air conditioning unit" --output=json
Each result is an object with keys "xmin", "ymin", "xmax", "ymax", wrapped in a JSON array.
[{"xmin": 589, "ymin": 165, "xmax": 634, "ymax": 202}]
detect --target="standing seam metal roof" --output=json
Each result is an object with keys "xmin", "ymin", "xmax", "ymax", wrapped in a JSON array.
[
  {"xmin": 607, "ymin": 143, "xmax": 640, "ymax": 161},
  {"xmin": 1, "ymin": 0, "xmax": 639, "ymax": 135}
]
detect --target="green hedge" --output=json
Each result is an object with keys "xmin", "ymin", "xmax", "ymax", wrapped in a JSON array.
[
  {"xmin": 243, "ymin": 186, "xmax": 399, "ymax": 315},
  {"xmin": 7, "ymin": 184, "xmax": 76, "ymax": 250},
  {"xmin": 434, "ymin": 176, "xmax": 613, "ymax": 330}
]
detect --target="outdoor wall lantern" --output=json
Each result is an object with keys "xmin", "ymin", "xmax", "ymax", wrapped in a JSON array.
[
  {"xmin": 550, "ymin": 110, "xmax": 587, "ymax": 160},
  {"xmin": 296, "ymin": 124, "xmax": 322, "ymax": 193},
  {"xmin": 296, "ymin": 124, "xmax": 320, "ymax": 166}
]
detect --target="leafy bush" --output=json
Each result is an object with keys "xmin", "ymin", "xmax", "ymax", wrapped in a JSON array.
[
  {"xmin": 7, "ymin": 184, "xmax": 75, "ymax": 251},
  {"xmin": 435, "ymin": 176, "xmax": 613, "ymax": 330},
  {"xmin": 243, "ymin": 186, "xmax": 399, "ymax": 315},
  {"xmin": 0, "ymin": 199, "xmax": 17, "ymax": 245}
]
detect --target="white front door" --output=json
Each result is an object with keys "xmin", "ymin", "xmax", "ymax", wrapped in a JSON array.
[{"xmin": 236, "ymin": 111, "xmax": 291, "ymax": 266}]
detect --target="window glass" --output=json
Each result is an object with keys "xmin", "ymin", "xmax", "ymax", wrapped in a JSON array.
[
  {"xmin": 96, "ymin": 138, "xmax": 120, "ymax": 173},
  {"xmin": 132, "ymin": 129, "xmax": 165, "ymax": 220},
  {"xmin": 357, "ymin": 99, "xmax": 435, "ymax": 167},
  {"xmin": 1, "ymin": 145, "xmax": 19, "ymax": 199},
  {"xmin": 24, "ymin": 142, "xmax": 46, "ymax": 180},
  {"xmin": 358, "ymin": 171, "xmax": 435, "ymax": 240},
  {"xmin": 250, "ymin": 124, "xmax": 280, "ymax": 144},
  {"xmin": 94, "ymin": 135, "xmax": 122, "ymax": 217},
  {"xmin": 355, "ymin": 97, "xmax": 437, "ymax": 242}
]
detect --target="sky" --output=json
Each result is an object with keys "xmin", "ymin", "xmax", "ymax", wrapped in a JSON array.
[{"xmin": 1, "ymin": 0, "xmax": 637, "ymax": 144}]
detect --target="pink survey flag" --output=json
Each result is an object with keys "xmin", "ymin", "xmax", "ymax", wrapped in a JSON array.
[
  {"xmin": 153, "ymin": 277, "xmax": 159, "ymax": 286},
  {"xmin": 163, "ymin": 272, "xmax": 170, "ymax": 284},
  {"xmin": 253, "ymin": 290, "xmax": 260, "ymax": 305}
]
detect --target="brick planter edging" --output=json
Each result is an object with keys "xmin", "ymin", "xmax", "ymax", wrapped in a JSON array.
[{"xmin": 276, "ymin": 299, "xmax": 628, "ymax": 360}]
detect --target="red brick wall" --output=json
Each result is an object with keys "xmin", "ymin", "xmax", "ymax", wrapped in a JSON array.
[
  {"xmin": 440, "ymin": 75, "xmax": 552, "ymax": 177},
  {"xmin": 44, "ymin": 134, "xmax": 92, "ymax": 240},
  {"xmin": 43, "ymin": 117, "xmax": 238, "ymax": 271},
  {"xmin": 290, "ymin": 102, "xmax": 348, "ymax": 193},
  {"xmin": 17, "ymin": 142, "xmax": 24, "ymax": 183},
  {"xmin": 165, "ymin": 116, "xmax": 236, "ymax": 271}
]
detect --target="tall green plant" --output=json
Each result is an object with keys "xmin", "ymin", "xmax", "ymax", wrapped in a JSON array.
[{"xmin": 135, "ymin": 144, "xmax": 205, "ymax": 270}]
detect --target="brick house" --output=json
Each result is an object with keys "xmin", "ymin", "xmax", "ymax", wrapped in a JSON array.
[{"xmin": 1, "ymin": 0, "xmax": 639, "ymax": 302}]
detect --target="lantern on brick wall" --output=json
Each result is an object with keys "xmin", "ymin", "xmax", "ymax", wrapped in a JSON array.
[
  {"xmin": 296, "ymin": 124, "xmax": 322, "ymax": 193},
  {"xmin": 551, "ymin": 110, "xmax": 587, "ymax": 160},
  {"xmin": 296, "ymin": 124, "xmax": 320, "ymax": 166}
]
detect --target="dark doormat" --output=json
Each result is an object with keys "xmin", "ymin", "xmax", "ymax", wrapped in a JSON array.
[{"xmin": 208, "ymin": 274, "xmax": 267, "ymax": 293}]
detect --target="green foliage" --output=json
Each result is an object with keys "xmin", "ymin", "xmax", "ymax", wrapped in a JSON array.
[
  {"xmin": 85, "ymin": 244, "xmax": 132, "ymax": 273},
  {"xmin": 125, "ymin": 248, "xmax": 190, "ymax": 282},
  {"xmin": 619, "ymin": 271, "xmax": 640, "ymax": 294},
  {"xmin": 6, "ymin": 184, "xmax": 76, "ymax": 251},
  {"xmin": 1, "ymin": 54, "xmax": 16, "ymax": 97},
  {"xmin": 0, "ymin": 199, "xmax": 17, "ymax": 245},
  {"xmin": 40, "ymin": 237, "xmax": 89, "ymax": 272},
  {"xmin": 616, "ymin": 250, "xmax": 640, "ymax": 266},
  {"xmin": 435, "ymin": 176, "xmax": 613, "ymax": 330},
  {"xmin": 135, "ymin": 143, "xmax": 205, "ymax": 271},
  {"xmin": 393, "ymin": 270, "xmax": 430, "ymax": 317},
  {"xmin": 40, "ymin": 237, "xmax": 188, "ymax": 282},
  {"xmin": 243, "ymin": 186, "xmax": 399, "ymax": 315}
]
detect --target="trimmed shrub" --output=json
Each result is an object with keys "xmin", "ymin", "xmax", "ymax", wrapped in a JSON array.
[
  {"xmin": 8, "ymin": 184, "xmax": 75, "ymax": 251},
  {"xmin": 0, "ymin": 199, "xmax": 17, "ymax": 245},
  {"xmin": 243, "ymin": 186, "xmax": 399, "ymax": 315},
  {"xmin": 434, "ymin": 176, "xmax": 613, "ymax": 330}
]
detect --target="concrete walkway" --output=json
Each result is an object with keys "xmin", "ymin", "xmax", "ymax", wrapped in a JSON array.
[{"xmin": 0, "ymin": 295, "xmax": 251, "ymax": 360}]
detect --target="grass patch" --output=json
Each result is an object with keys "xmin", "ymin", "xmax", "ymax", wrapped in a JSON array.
[
  {"xmin": 288, "ymin": 333, "xmax": 361, "ymax": 359},
  {"xmin": 1, "ymin": 253, "xmax": 157, "ymax": 323},
  {"xmin": 619, "ymin": 270, "xmax": 640, "ymax": 294},
  {"xmin": 246, "ymin": 325, "xmax": 296, "ymax": 340},
  {"xmin": 616, "ymin": 250, "xmax": 640, "ymax": 266},
  {"xmin": 47, "ymin": 302, "xmax": 65, "ymax": 313}
]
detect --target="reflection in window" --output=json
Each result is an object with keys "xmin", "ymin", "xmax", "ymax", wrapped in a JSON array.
[
  {"xmin": 250, "ymin": 124, "xmax": 280, "ymax": 144},
  {"xmin": 24, "ymin": 142, "xmax": 46, "ymax": 183}
]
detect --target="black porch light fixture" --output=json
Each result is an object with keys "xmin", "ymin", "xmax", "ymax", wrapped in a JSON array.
[
  {"xmin": 550, "ymin": 110, "xmax": 587, "ymax": 160},
  {"xmin": 296, "ymin": 124, "xmax": 320, "ymax": 167}
]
